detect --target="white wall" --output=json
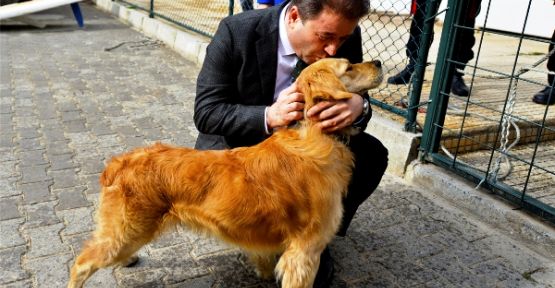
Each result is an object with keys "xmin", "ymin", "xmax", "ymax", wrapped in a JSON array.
[{"xmin": 372, "ymin": 0, "xmax": 554, "ymax": 39}]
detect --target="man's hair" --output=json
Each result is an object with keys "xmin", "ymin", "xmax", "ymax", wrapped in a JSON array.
[{"xmin": 291, "ymin": 0, "xmax": 370, "ymax": 21}]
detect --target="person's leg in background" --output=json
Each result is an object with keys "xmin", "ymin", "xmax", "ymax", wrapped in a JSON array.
[
  {"xmin": 388, "ymin": 0, "xmax": 438, "ymax": 85},
  {"xmin": 449, "ymin": 0, "xmax": 481, "ymax": 96},
  {"xmin": 532, "ymin": 29, "xmax": 555, "ymax": 105}
]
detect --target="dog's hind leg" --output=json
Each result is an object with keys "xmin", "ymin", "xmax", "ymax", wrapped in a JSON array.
[
  {"xmin": 68, "ymin": 189, "xmax": 165, "ymax": 288},
  {"xmin": 275, "ymin": 240, "xmax": 326, "ymax": 288},
  {"xmin": 68, "ymin": 221, "xmax": 160, "ymax": 288}
]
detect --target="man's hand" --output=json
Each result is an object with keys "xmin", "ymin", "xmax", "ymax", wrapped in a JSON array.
[
  {"xmin": 306, "ymin": 93, "xmax": 364, "ymax": 133},
  {"xmin": 266, "ymin": 83, "xmax": 305, "ymax": 130}
]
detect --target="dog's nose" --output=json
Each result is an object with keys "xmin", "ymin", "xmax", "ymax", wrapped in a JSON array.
[{"xmin": 372, "ymin": 60, "xmax": 382, "ymax": 68}]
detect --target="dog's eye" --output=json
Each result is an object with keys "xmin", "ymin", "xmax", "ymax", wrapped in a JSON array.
[{"xmin": 345, "ymin": 66, "xmax": 353, "ymax": 72}]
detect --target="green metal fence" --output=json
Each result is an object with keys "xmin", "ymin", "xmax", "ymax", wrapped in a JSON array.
[
  {"xmin": 420, "ymin": 0, "xmax": 555, "ymax": 222},
  {"xmin": 112, "ymin": 0, "xmax": 555, "ymax": 221}
]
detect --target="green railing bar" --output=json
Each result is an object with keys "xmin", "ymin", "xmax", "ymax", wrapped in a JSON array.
[
  {"xmin": 420, "ymin": 0, "xmax": 463, "ymax": 156},
  {"xmin": 406, "ymin": 0, "xmax": 442, "ymax": 133},
  {"xmin": 229, "ymin": 0, "xmax": 234, "ymax": 16},
  {"xmin": 369, "ymin": 98, "xmax": 408, "ymax": 117}
]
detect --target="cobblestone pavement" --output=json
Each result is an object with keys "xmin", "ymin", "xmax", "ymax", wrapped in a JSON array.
[{"xmin": 1, "ymin": 3, "xmax": 554, "ymax": 288}]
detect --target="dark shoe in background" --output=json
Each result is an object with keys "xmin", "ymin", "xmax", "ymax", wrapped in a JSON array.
[
  {"xmin": 387, "ymin": 65, "xmax": 415, "ymax": 85},
  {"xmin": 532, "ymin": 86, "xmax": 555, "ymax": 105},
  {"xmin": 451, "ymin": 73, "xmax": 470, "ymax": 96},
  {"xmin": 313, "ymin": 247, "xmax": 334, "ymax": 288}
]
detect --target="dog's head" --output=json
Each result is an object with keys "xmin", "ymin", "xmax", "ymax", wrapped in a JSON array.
[{"xmin": 296, "ymin": 58, "xmax": 383, "ymax": 110}]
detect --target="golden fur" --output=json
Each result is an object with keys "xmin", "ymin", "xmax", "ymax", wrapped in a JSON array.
[{"xmin": 68, "ymin": 58, "xmax": 382, "ymax": 288}]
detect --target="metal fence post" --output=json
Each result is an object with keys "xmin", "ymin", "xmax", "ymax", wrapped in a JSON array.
[
  {"xmin": 420, "ymin": 0, "xmax": 463, "ymax": 157},
  {"xmin": 405, "ymin": 0, "xmax": 441, "ymax": 132},
  {"xmin": 149, "ymin": 0, "xmax": 154, "ymax": 18},
  {"xmin": 229, "ymin": 0, "xmax": 235, "ymax": 16}
]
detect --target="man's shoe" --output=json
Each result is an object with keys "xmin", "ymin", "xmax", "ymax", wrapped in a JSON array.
[
  {"xmin": 313, "ymin": 247, "xmax": 334, "ymax": 288},
  {"xmin": 451, "ymin": 73, "xmax": 470, "ymax": 96},
  {"xmin": 387, "ymin": 65, "xmax": 414, "ymax": 85},
  {"xmin": 532, "ymin": 86, "xmax": 555, "ymax": 105}
]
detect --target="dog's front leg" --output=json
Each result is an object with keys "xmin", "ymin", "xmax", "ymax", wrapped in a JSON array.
[{"xmin": 275, "ymin": 241, "xmax": 324, "ymax": 288}]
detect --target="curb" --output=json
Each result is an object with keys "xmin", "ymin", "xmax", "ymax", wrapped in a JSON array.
[{"xmin": 406, "ymin": 161, "xmax": 555, "ymax": 257}]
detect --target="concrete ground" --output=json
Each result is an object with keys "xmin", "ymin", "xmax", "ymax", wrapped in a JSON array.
[{"xmin": 0, "ymin": 2, "xmax": 554, "ymax": 288}]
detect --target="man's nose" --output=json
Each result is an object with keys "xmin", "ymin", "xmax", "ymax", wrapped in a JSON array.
[{"xmin": 324, "ymin": 43, "xmax": 338, "ymax": 56}]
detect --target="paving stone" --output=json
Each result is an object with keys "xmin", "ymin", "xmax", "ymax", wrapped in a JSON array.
[
  {"xmin": 58, "ymin": 207, "xmax": 94, "ymax": 236},
  {"xmin": 0, "ymin": 246, "xmax": 29, "ymax": 284},
  {"xmin": 149, "ymin": 244, "xmax": 210, "ymax": 284},
  {"xmin": 20, "ymin": 164, "xmax": 51, "ymax": 183},
  {"xmin": 17, "ymin": 137, "xmax": 44, "ymax": 151},
  {"xmin": 48, "ymin": 153, "xmax": 77, "ymax": 171},
  {"xmin": 0, "ymin": 160, "xmax": 18, "ymax": 178},
  {"xmin": 116, "ymin": 268, "xmax": 166, "ymax": 288},
  {"xmin": 188, "ymin": 233, "xmax": 234, "ymax": 259},
  {"xmin": 0, "ymin": 131, "xmax": 15, "ymax": 148},
  {"xmin": 61, "ymin": 110, "xmax": 83, "ymax": 122},
  {"xmin": 42, "ymin": 128, "xmax": 67, "ymax": 143},
  {"xmin": 81, "ymin": 268, "xmax": 118, "ymax": 288},
  {"xmin": 0, "ymin": 177, "xmax": 19, "ymax": 198},
  {"xmin": 25, "ymin": 253, "xmax": 73, "ymax": 287},
  {"xmin": 55, "ymin": 186, "xmax": 90, "ymax": 211},
  {"xmin": 25, "ymin": 223, "xmax": 69, "ymax": 259},
  {"xmin": 49, "ymin": 169, "xmax": 80, "ymax": 189},
  {"xmin": 64, "ymin": 119, "xmax": 88, "ymax": 133},
  {"xmin": 77, "ymin": 157, "xmax": 105, "ymax": 175},
  {"xmin": 16, "ymin": 127, "xmax": 41, "ymax": 139},
  {"xmin": 21, "ymin": 180, "xmax": 53, "ymax": 204},
  {"xmin": 19, "ymin": 149, "xmax": 48, "ymax": 167},
  {"xmin": 0, "ymin": 218, "xmax": 26, "ymax": 249},
  {"xmin": 0, "ymin": 197, "xmax": 21, "ymax": 220},
  {"xmin": 23, "ymin": 201, "xmax": 61, "ymax": 228},
  {"xmin": 2, "ymin": 280, "xmax": 33, "ymax": 288},
  {"xmin": 44, "ymin": 140, "xmax": 73, "ymax": 155}
]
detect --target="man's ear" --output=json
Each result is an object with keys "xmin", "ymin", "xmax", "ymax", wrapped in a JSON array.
[{"xmin": 287, "ymin": 5, "xmax": 302, "ymax": 25}]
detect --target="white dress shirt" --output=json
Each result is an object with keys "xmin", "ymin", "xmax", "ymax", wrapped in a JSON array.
[{"xmin": 264, "ymin": 4, "xmax": 298, "ymax": 134}]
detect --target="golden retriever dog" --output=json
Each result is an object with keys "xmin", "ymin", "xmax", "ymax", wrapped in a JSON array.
[{"xmin": 68, "ymin": 58, "xmax": 382, "ymax": 288}]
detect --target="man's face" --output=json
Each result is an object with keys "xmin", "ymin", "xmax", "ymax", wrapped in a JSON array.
[{"xmin": 286, "ymin": 5, "xmax": 359, "ymax": 64}]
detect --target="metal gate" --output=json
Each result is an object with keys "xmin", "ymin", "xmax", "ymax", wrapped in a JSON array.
[{"xmin": 418, "ymin": 0, "xmax": 555, "ymax": 221}]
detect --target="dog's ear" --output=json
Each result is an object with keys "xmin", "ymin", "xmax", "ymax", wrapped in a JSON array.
[{"xmin": 297, "ymin": 67, "xmax": 352, "ymax": 109}]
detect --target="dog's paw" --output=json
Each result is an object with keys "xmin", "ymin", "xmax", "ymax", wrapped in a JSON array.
[
  {"xmin": 255, "ymin": 267, "xmax": 275, "ymax": 280},
  {"xmin": 120, "ymin": 255, "xmax": 140, "ymax": 267}
]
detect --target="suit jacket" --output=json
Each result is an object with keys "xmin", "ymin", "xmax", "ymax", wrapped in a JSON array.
[{"xmin": 194, "ymin": 1, "xmax": 371, "ymax": 150}]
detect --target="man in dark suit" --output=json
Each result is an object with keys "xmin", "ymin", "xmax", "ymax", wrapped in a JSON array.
[{"xmin": 194, "ymin": 0, "xmax": 388, "ymax": 286}]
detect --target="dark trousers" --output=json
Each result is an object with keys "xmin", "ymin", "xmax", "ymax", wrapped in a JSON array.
[
  {"xmin": 337, "ymin": 132, "xmax": 388, "ymax": 236},
  {"xmin": 407, "ymin": 0, "xmax": 481, "ymax": 72},
  {"xmin": 548, "ymin": 30, "xmax": 555, "ymax": 86}
]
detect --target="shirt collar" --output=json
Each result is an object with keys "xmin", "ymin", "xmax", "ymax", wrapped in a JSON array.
[{"xmin": 278, "ymin": 3, "xmax": 296, "ymax": 57}]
